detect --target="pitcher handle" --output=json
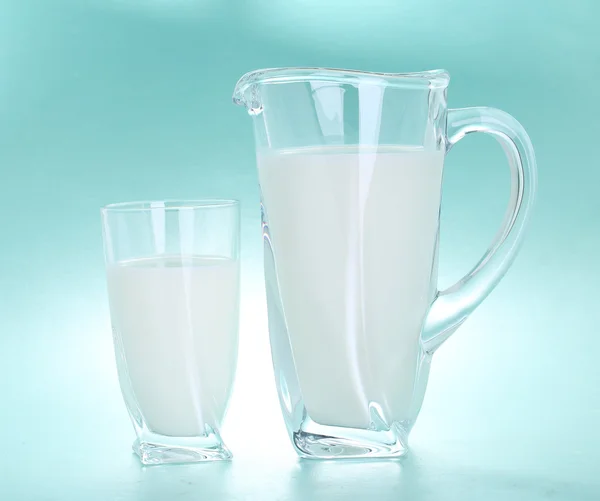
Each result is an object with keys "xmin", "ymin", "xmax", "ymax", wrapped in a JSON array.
[{"xmin": 421, "ymin": 107, "xmax": 537, "ymax": 353}]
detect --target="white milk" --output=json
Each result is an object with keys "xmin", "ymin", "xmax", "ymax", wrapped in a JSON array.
[
  {"xmin": 258, "ymin": 146, "xmax": 445, "ymax": 429},
  {"xmin": 107, "ymin": 256, "xmax": 239, "ymax": 437}
]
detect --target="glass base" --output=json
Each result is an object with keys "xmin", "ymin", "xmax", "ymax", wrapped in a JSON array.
[
  {"xmin": 133, "ymin": 438, "xmax": 232, "ymax": 465},
  {"xmin": 291, "ymin": 419, "xmax": 409, "ymax": 460}
]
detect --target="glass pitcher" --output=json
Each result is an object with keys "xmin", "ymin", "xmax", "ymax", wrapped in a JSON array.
[{"xmin": 233, "ymin": 68, "xmax": 536, "ymax": 459}]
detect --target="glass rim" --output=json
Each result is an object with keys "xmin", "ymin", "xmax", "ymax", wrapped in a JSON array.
[{"xmin": 101, "ymin": 199, "xmax": 239, "ymax": 213}]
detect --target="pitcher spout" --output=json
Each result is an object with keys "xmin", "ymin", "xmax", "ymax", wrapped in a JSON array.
[{"xmin": 232, "ymin": 69, "xmax": 269, "ymax": 115}]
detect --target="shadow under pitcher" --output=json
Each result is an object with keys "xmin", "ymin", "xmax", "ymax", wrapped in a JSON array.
[{"xmin": 233, "ymin": 68, "xmax": 537, "ymax": 459}]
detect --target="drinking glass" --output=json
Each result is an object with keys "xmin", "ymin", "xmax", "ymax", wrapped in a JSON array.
[{"xmin": 101, "ymin": 200, "xmax": 240, "ymax": 465}]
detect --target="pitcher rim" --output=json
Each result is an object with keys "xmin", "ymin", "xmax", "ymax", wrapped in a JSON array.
[{"xmin": 233, "ymin": 67, "xmax": 450, "ymax": 105}]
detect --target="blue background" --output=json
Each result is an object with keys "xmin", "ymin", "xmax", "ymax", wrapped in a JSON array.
[{"xmin": 0, "ymin": 1, "xmax": 598, "ymax": 499}]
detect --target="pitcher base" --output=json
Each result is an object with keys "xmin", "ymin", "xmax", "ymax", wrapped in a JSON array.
[{"xmin": 292, "ymin": 426, "xmax": 408, "ymax": 460}]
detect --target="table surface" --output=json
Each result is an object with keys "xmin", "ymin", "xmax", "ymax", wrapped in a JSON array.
[{"xmin": 1, "ymin": 278, "xmax": 599, "ymax": 501}]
